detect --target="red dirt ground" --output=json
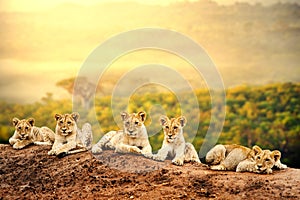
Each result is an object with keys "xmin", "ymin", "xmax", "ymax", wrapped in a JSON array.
[{"xmin": 0, "ymin": 144, "xmax": 299, "ymax": 199}]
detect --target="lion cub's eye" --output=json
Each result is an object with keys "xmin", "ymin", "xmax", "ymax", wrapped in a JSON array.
[
  {"xmin": 265, "ymin": 158, "xmax": 270, "ymax": 162},
  {"xmin": 165, "ymin": 126, "xmax": 169, "ymax": 129},
  {"xmin": 134, "ymin": 121, "xmax": 139, "ymax": 125},
  {"xmin": 67, "ymin": 121, "xmax": 72, "ymax": 125},
  {"xmin": 18, "ymin": 127, "xmax": 22, "ymax": 130},
  {"xmin": 59, "ymin": 120, "xmax": 64, "ymax": 124},
  {"xmin": 25, "ymin": 127, "xmax": 29, "ymax": 130},
  {"xmin": 126, "ymin": 122, "xmax": 130, "ymax": 126},
  {"xmin": 173, "ymin": 126, "xmax": 178, "ymax": 130},
  {"xmin": 257, "ymin": 156, "xmax": 261, "ymax": 160}
]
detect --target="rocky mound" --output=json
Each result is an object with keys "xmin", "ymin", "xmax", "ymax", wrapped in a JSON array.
[{"xmin": 0, "ymin": 144, "xmax": 299, "ymax": 199}]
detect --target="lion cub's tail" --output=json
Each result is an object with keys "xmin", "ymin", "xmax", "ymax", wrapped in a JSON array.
[{"xmin": 57, "ymin": 148, "xmax": 88, "ymax": 158}]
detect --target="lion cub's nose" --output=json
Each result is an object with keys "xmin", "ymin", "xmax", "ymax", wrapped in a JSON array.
[
  {"xmin": 62, "ymin": 127, "xmax": 67, "ymax": 132},
  {"xmin": 257, "ymin": 164, "xmax": 262, "ymax": 169},
  {"xmin": 128, "ymin": 130, "xmax": 134, "ymax": 134}
]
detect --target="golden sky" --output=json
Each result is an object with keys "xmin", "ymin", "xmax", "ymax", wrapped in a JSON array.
[
  {"xmin": 0, "ymin": 0, "xmax": 299, "ymax": 103},
  {"xmin": 1, "ymin": 0, "xmax": 298, "ymax": 12},
  {"xmin": 3, "ymin": 0, "xmax": 191, "ymax": 11}
]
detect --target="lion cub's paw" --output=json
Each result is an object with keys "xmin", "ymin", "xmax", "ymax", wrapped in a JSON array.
[
  {"xmin": 172, "ymin": 158, "xmax": 184, "ymax": 166},
  {"xmin": 191, "ymin": 157, "xmax": 201, "ymax": 163},
  {"xmin": 266, "ymin": 169, "xmax": 273, "ymax": 174},
  {"xmin": 13, "ymin": 143, "xmax": 25, "ymax": 149},
  {"xmin": 130, "ymin": 146, "xmax": 142, "ymax": 154},
  {"xmin": 48, "ymin": 150, "xmax": 56, "ymax": 155},
  {"xmin": 152, "ymin": 154, "xmax": 165, "ymax": 161},
  {"xmin": 281, "ymin": 164, "xmax": 288, "ymax": 169},
  {"xmin": 210, "ymin": 164, "xmax": 226, "ymax": 170},
  {"xmin": 143, "ymin": 153, "xmax": 153, "ymax": 159},
  {"xmin": 275, "ymin": 163, "xmax": 287, "ymax": 169}
]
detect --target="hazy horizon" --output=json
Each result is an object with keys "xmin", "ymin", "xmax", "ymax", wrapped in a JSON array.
[{"xmin": 0, "ymin": 0, "xmax": 299, "ymax": 103}]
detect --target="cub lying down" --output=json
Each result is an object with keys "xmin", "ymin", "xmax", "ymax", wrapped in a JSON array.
[
  {"xmin": 150, "ymin": 116, "xmax": 200, "ymax": 166},
  {"xmin": 48, "ymin": 112, "xmax": 93, "ymax": 157},
  {"xmin": 236, "ymin": 146, "xmax": 287, "ymax": 174},
  {"xmin": 92, "ymin": 111, "xmax": 152, "ymax": 156},
  {"xmin": 9, "ymin": 117, "xmax": 55, "ymax": 149},
  {"xmin": 206, "ymin": 144, "xmax": 287, "ymax": 174}
]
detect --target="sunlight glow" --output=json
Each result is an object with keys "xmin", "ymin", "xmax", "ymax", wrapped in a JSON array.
[{"xmin": 3, "ymin": 0, "xmax": 295, "ymax": 12}]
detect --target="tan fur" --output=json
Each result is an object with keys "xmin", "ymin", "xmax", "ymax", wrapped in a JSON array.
[
  {"xmin": 9, "ymin": 117, "xmax": 55, "ymax": 149},
  {"xmin": 151, "ymin": 116, "xmax": 200, "ymax": 166},
  {"xmin": 92, "ymin": 111, "xmax": 152, "ymax": 156},
  {"xmin": 48, "ymin": 112, "xmax": 93, "ymax": 157},
  {"xmin": 206, "ymin": 144, "xmax": 287, "ymax": 173},
  {"xmin": 237, "ymin": 146, "xmax": 287, "ymax": 174},
  {"xmin": 206, "ymin": 144, "xmax": 255, "ymax": 171}
]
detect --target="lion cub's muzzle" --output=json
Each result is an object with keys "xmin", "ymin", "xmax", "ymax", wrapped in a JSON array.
[
  {"xmin": 255, "ymin": 164, "xmax": 267, "ymax": 173},
  {"xmin": 60, "ymin": 128, "xmax": 72, "ymax": 136},
  {"xmin": 126, "ymin": 130, "xmax": 137, "ymax": 138},
  {"xmin": 19, "ymin": 134, "xmax": 29, "ymax": 140},
  {"xmin": 167, "ymin": 134, "xmax": 175, "ymax": 143}
]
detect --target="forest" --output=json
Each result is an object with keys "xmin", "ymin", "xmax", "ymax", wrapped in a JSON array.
[{"xmin": 0, "ymin": 82, "xmax": 299, "ymax": 168}]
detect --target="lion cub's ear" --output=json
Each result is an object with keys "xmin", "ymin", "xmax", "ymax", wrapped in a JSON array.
[
  {"xmin": 160, "ymin": 116, "xmax": 169, "ymax": 126},
  {"xmin": 71, "ymin": 112, "xmax": 80, "ymax": 122},
  {"xmin": 178, "ymin": 116, "xmax": 187, "ymax": 127},
  {"xmin": 55, "ymin": 114, "xmax": 62, "ymax": 121},
  {"xmin": 137, "ymin": 111, "xmax": 146, "ymax": 122},
  {"xmin": 252, "ymin": 145, "xmax": 262, "ymax": 155},
  {"xmin": 121, "ymin": 112, "xmax": 129, "ymax": 121},
  {"xmin": 12, "ymin": 118, "xmax": 20, "ymax": 126},
  {"xmin": 27, "ymin": 118, "xmax": 35, "ymax": 126},
  {"xmin": 271, "ymin": 150, "xmax": 281, "ymax": 162}
]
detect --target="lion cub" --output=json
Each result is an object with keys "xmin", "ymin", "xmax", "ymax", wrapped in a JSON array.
[
  {"xmin": 206, "ymin": 144, "xmax": 254, "ymax": 171},
  {"xmin": 151, "ymin": 116, "xmax": 200, "ymax": 166},
  {"xmin": 206, "ymin": 144, "xmax": 287, "ymax": 173},
  {"xmin": 236, "ymin": 146, "xmax": 287, "ymax": 174},
  {"xmin": 48, "ymin": 112, "xmax": 93, "ymax": 157},
  {"xmin": 92, "ymin": 111, "xmax": 152, "ymax": 155},
  {"xmin": 9, "ymin": 117, "xmax": 55, "ymax": 149}
]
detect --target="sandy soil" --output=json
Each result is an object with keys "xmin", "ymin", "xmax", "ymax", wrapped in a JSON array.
[{"xmin": 0, "ymin": 144, "xmax": 299, "ymax": 199}]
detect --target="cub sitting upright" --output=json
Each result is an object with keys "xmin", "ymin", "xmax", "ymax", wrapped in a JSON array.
[
  {"xmin": 92, "ymin": 111, "xmax": 152, "ymax": 156},
  {"xmin": 9, "ymin": 117, "xmax": 55, "ymax": 149},
  {"xmin": 48, "ymin": 112, "xmax": 93, "ymax": 157},
  {"xmin": 151, "ymin": 116, "xmax": 200, "ymax": 166}
]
